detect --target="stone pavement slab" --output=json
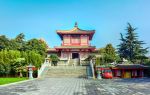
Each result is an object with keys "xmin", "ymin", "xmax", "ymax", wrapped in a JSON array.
[{"xmin": 0, "ymin": 78, "xmax": 150, "ymax": 95}]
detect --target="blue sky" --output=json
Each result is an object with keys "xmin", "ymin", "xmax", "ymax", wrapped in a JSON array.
[{"xmin": 0, "ymin": 0, "xmax": 150, "ymax": 54}]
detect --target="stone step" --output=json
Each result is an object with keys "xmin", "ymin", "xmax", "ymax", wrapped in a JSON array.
[
  {"xmin": 46, "ymin": 69, "xmax": 86, "ymax": 74},
  {"xmin": 43, "ymin": 66, "xmax": 87, "ymax": 78},
  {"xmin": 44, "ymin": 74, "xmax": 86, "ymax": 78},
  {"xmin": 45, "ymin": 72, "xmax": 86, "ymax": 75},
  {"xmin": 47, "ymin": 66, "xmax": 85, "ymax": 69},
  {"xmin": 68, "ymin": 59, "xmax": 80, "ymax": 66}
]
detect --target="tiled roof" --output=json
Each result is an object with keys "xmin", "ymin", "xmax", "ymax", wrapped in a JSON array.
[
  {"xmin": 47, "ymin": 48, "xmax": 58, "ymax": 52},
  {"xmin": 57, "ymin": 27, "xmax": 95, "ymax": 33},
  {"xmin": 56, "ymin": 23, "xmax": 95, "ymax": 40},
  {"xmin": 113, "ymin": 64, "xmax": 148, "ymax": 69}
]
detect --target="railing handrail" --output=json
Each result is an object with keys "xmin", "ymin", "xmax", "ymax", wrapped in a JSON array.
[{"xmin": 38, "ymin": 62, "xmax": 49, "ymax": 78}]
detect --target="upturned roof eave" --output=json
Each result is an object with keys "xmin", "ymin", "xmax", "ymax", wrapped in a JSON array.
[
  {"xmin": 57, "ymin": 31, "xmax": 95, "ymax": 40},
  {"xmin": 56, "ymin": 27, "xmax": 95, "ymax": 33},
  {"xmin": 56, "ymin": 31, "xmax": 95, "ymax": 34}
]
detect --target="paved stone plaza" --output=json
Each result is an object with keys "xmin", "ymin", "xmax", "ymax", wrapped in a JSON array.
[{"xmin": 0, "ymin": 78, "xmax": 150, "ymax": 95}]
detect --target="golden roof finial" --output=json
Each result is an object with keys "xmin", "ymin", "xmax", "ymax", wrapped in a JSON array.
[{"xmin": 74, "ymin": 22, "xmax": 78, "ymax": 27}]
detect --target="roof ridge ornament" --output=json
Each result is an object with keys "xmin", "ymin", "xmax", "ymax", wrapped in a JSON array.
[{"xmin": 74, "ymin": 22, "xmax": 78, "ymax": 27}]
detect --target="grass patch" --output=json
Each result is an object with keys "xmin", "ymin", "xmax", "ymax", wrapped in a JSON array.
[{"xmin": 0, "ymin": 77, "xmax": 28, "ymax": 85}]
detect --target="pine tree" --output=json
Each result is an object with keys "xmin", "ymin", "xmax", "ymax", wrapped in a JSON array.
[
  {"xmin": 14, "ymin": 33, "xmax": 26, "ymax": 51},
  {"xmin": 118, "ymin": 23, "xmax": 148, "ymax": 63}
]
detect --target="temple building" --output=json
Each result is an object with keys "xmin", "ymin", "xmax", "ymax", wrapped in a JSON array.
[{"xmin": 47, "ymin": 23, "xmax": 96, "ymax": 65}]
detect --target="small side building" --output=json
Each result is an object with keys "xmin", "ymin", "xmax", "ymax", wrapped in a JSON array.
[{"xmin": 111, "ymin": 64, "xmax": 148, "ymax": 78}]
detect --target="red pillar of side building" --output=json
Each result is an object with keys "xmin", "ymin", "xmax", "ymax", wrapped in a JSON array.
[
  {"xmin": 132, "ymin": 70, "xmax": 135, "ymax": 78},
  {"xmin": 140, "ymin": 69, "xmax": 143, "ymax": 78},
  {"xmin": 122, "ymin": 69, "xmax": 125, "ymax": 78},
  {"xmin": 113, "ymin": 69, "xmax": 116, "ymax": 77}
]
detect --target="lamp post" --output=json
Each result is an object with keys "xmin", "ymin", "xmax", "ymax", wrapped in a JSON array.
[
  {"xmin": 90, "ymin": 57, "xmax": 96, "ymax": 79},
  {"xmin": 27, "ymin": 64, "xmax": 35, "ymax": 79},
  {"xmin": 97, "ymin": 70, "xmax": 102, "ymax": 79}
]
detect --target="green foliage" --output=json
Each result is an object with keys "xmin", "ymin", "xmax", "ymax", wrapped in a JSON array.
[
  {"xmin": 49, "ymin": 54, "xmax": 59, "ymax": 66},
  {"xmin": 98, "ymin": 64, "xmax": 114, "ymax": 68},
  {"xmin": 143, "ymin": 58, "xmax": 150, "ymax": 65},
  {"xmin": 0, "ymin": 33, "xmax": 47, "ymax": 77},
  {"xmin": 15, "ymin": 33, "xmax": 25, "ymax": 43},
  {"xmin": 27, "ymin": 51, "xmax": 42, "ymax": 68},
  {"xmin": 0, "ymin": 35, "xmax": 11, "ymax": 50},
  {"xmin": 49, "ymin": 54, "xmax": 59, "ymax": 62},
  {"xmin": 0, "ymin": 33, "xmax": 26, "ymax": 51},
  {"xmin": 99, "ymin": 44, "xmax": 117, "ymax": 64},
  {"xmin": 0, "ymin": 50, "xmax": 21, "ymax": 76},
  {"xmin": 118, "ymin": 23, "xmax": 149, "ymax": 63},
  {"xmin": 26, "ymin": 39, "xmax": 47, "ymax": 57},
  {"xmin": 0, "ymin": 50, "xmax": 43, "ymax": 77},
  {"xmin": 14, "ymin": 33, "xmax": 27, "ymax": 51},
  {"xmin": 104, "ymin": 44, "xmax": 116, "ymax": 63},
  {"xmin": 85, "ymin": 54, "xmax": 96, "ymax": 61},
  {"xmin": 0, "ymin": 62, "xmax": 6, "ymax": 76},
  {"xmin": 95, "ymin": 57, "xmax": 101, "ymax": 66},
  {"xmin": 0, "ymin": 33, "xmax": 47, "ymax": 58}
]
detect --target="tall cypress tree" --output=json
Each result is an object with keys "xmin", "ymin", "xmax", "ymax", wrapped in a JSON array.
[{"xmin": 118, "ymin": 23, "xmax": 148, "ymax": 63}]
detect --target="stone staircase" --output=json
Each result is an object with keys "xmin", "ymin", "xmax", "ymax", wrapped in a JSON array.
[
  {"xmin": 43, "ymin": 66, "xmax": 87, "ymax": 78},
  {"xmin": 68, "ymin": 59, "xmax": 80, "ymax": 66}
]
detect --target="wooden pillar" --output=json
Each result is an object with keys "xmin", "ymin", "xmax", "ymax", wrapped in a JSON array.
[
  {"xmin": 62, "ymin": 35, "xmax": 64, "ymax": 46},
  {"xmin": 69, "ymin": 35, "xmax": 71, "ymax": 45},
  {"xmin": 79, "ymin": 50, "xmax": 81, "ymax": 66},
  {"xmin": 70, "ymin": 35, "xmax": 72, "ymax": 45},
  {"xmin": 140, "ymin": 69, "xmax": 143, "ymax": 78},
  {"xmin": 132, "ymin": 70, "xmax": 134, "ymax": 78},
  {"xmin": 135, "ymin": 70, "xmax": 137, "ymax": 78},
  {"xmin": 134, "ymin": 70, "xmax": 136, "ymax": 78},
  {"xmin": 114, "ymin": 70, "xmax": 117, "ymax": 77},
  {"xmin": 113, "ymin": 69, "xmax": 116, "ymax": 77},
  {"xmin": 122, "ymin": 69, "xmax": 125, "ymax": 78},
  {"xmin": 88, "ymin": 35, "xmax": 89, "ymax": 45},
  {"xmin": 140, "ymin": 70, "xmax": 142, "ymax": 78}
]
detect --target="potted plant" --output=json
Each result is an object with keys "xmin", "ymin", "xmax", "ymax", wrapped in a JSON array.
[{"xmin": 49, "ymin": 54, "xmax": 59, "ymax": 66}]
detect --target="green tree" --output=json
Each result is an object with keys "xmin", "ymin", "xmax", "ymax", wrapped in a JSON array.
[
  {"xmin": 49, "ymin": 54, "xmax": 59, "ymax": 66},
  {"xmin": 15, "ymin": 33, "xmax": 25, "ymax": 43},
  {"xmin": 95, "ymin": 57, "xmax": 101, "ymax": 66},
  {"xmin": 0, "ymin": 50, "xmax": 21, "ymax": 76},
  {"xmin": 0, "ymin": 34, "xmax": 47, "ymax": 77},
  {"xmin": 27, "ymin": 51, "xmax": 42, "ymax": 68},
  {"xmin": 104, "ymin": 44, "xmax": 116, "ymax": 63},
  {"xmin": 118, "ymin": 23, "xmax": 148, "ymax": 63},
  {"xmin": 0, "ymin": 33, "xmax": 26, "ymax": 51},
  {"xmin": 14, "ymin": 33, "xmax": 27, "ymax": 51},
  {"xmin": 0, "ymin": 62, "xmax": 6, "ymax": 76},
  {"xmin": 26, "ymin": 39, "xmax": 47, "ymax": 57},
  {"xmin": 118, "ymin": 33, "xmax": 128, "ymax": 59},
  {"xmin": 0, "ymin": 35, "xmax": 11, "ymax": 50},
  {"xmin": 13, "ymin": 58, "xmax": 25, "ymax": 77},
  {"xmin": 99, "ymin": 44, "xmax": 116, "ymax": 64}
]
